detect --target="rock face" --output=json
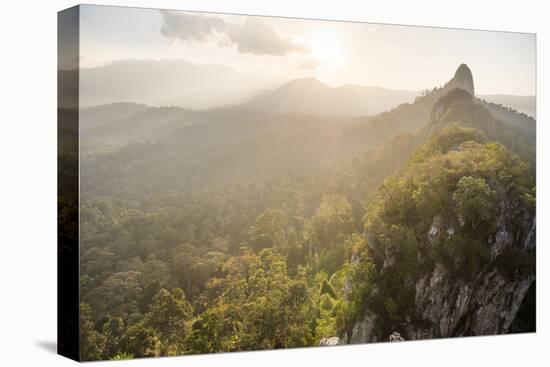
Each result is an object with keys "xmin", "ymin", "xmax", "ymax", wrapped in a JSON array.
[
  {"xmin": 429, "ymin": 64, "xmax": 480, "ymax": 126},
  {"xmin": 446, "ymin": 63, "xmax": 475, "ymax": 95},
  {"xmin": 389, "ymin": 332, "xmax": 405, "ymax": 342},
  {"xmin": 348, "ymin": 199, "xmax": 535, "ymax": 344},
  {"xmin": 407, "ymin": 197, "xmax": 536, "ymax": 339},
  {"xmin": 345, "ymin": 64, "xmax": 535, "ymax": 344},
  {"xmin": 348, "ymin": 310, "xmax": 380, "ymax": 344},
  {"xmin": 428, "ymin": 87, "xmax": 497, "ymax": 136},
  {"xmin": 319, "ymin": 337, "xmax": 343, "ymax": 346},
  {"xmin": 409, "ymin": 266, "xmax": 534, "ymax": 339}
]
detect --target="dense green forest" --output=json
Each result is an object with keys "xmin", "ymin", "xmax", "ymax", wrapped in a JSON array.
[
  {"xmin": 69, "ymin": 66, "xmax": 536, "ymax": 360},
  {"xmin": 78, "ymin": 131, "xmax": 419, "ymax": 359}
]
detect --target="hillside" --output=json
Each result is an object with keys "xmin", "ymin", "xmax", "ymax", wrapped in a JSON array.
[
  {"xmin": 479, "ymin": 94, "xmax": 536, "ymax": 118},
  {"xmin": 345, "ymin": 119, "xmax": 535, "ymax": 344},
  {"xmin": 79, "ymin": 64, "xmax": 536, "ymax": 198},
  {"xmin": 79, "ymin": 63, "xmax": 534, "ymax": 152},
  {"xmin": 77, "ymin": 59, "xmax": 276, "ymax": 108},
  {"xmin": 346, "ymin": 64, "xmax": 535, "ymax": 157},
  {"xmin": 74, "ymin": 63, "xmax": 536, "ymax": 359},
  {"xmin": 242, "ymin": 77, "xmax": 420, "ymax": 117}
]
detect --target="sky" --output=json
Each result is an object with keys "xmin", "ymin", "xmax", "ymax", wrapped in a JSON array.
[{"xmin": 79, "ymin": 4, "xmax": 536, "ymax": 96}]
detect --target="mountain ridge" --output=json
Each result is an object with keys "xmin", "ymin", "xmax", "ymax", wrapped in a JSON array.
[
  {"xmin": 346, "ymin": 77, "xmax": 535, "ymax": 343},
  {"xmin": 73, "ymin": 58, "xmax": 535, "ymax": 118},
  {"xmin": 241, "ymin": 77, "xmax": 421, "ymax": 117}
]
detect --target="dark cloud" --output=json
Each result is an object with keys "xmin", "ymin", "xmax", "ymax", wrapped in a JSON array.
[{"xmin": 160, "ymin": 11, "xmax": 309, "ymax": 56}]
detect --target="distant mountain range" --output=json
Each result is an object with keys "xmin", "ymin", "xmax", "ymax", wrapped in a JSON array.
[
  {"xmin": 242, "ymin": 69, "xmax": 535, "ymax": 118},
  {"xmin": 72, "ymin": 62, "xmax": 536, "ymax": 354},
  {"xmin": 66, "ymin": 59, "xmax": 535, "ymax": 118},
  {"xmin": 241, "ymin": 77, "xmax": 420, "ymax": 117},
  {"xmin": 477, "ymin": 94, "xmax": 536, "ymax": 118},
  {"xmin": 77, "ymin": 63, "xmax": 535, "ymax": 168},
  {"xmin": 73, "ymin": 59, "xmax": 278, "ymax": 109}
]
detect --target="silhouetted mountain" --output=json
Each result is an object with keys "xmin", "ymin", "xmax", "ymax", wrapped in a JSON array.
[
  {"xmin": 478, "ymin": 94, "xmax": 536, "ymax": 118},
  {"xmin": 446, "ymin": 63, "xmax": 475, "ymax": 95},
  {"xmin": 72, "ymin": 59, "xmax": 534, "ymax": 120},
  {"xmin": 429, "ymin": 88, "xmax": 535, "ymax": 163},
  {"xmin": 346, "ymin": 64, "xmax": 535, "ymax": 152},
  {"xmin": 76, "ymin": 59, "xmax": 278, "ymax": 108},
  {"xmin": 81, "ymin": 104, "xmax": 270, "ymax": 146},
  {"xmin": 74, "ymin": 58, "xmax": 536, "ymax": 358},
  {"xmin": 81, "ymin": 103, "xmax": 149, "ymax": 130},
  {"xmin": 80, "ymin": 63, "xmax": 535, "ymax": 169},
  {"xmin": 242, "ymin": 77, "xmax": 420, "ymax": 116}
]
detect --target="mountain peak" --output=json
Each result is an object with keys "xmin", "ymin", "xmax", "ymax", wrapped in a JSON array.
[
  {"xmin": 448, "ymin": 63, "xmax": 475, "ymax": 95},
  {"xmin": 278, "ymin": 77, "xmax": 330, "ymax": 91}
]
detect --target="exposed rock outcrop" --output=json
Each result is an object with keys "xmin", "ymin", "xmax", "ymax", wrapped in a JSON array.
[
  {"xmin": 389, "ymin": 332, "xmax": 405, "ymax": 342},
  {"xmin": 319, "ymin": 337, "xmax": 343, "ymax": 346},
  {"xmin": 349, "ymin": 197, "xmax": 535, "ymax": 344},
  {"xmin": 445, "ymin": 63, "xmax": 475, "ymax": 95},
  {"xmin": 409, "ymin": 267, "xmax": 533, "ymax": 338},
  {"xmin": 348, "ymin": 310, "xmax": 380, "ymax": 344},
  {"xmin": 346, "ymin": 64, "xmax": 535, "ymax": 344}
]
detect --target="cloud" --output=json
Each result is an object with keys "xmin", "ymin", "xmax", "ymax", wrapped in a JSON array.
[
  {"xmin": 160, "ymin": 10, "xmax": 225, "ymax": 42},
  {"xmin": 160, "ymin": 11, "xmax": 309, "ymax": 56},
  {"xmin": 225, "ymin": 18, "xmax": 309, "ymax": 56}
]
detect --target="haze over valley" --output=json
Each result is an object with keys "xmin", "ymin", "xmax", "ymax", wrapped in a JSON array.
[
  {"xmin": 71, "ymin": 58, "xmax": 536, "ymax": 118},
  {"xmin": 59, "ymin": 5, "xmax": 536, "ymax": 360}
]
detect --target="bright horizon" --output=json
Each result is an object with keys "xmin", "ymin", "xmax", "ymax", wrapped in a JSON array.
[{"xmin": 79, "ymin": 5, "xmax": 536, "ymax": 96}]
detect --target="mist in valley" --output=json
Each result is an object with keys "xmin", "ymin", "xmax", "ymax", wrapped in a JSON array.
[{"xmin": 59, "ymin": 5, "xmax": 536, "ymax": 360}]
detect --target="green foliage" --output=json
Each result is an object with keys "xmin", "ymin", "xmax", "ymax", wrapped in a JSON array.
[
  {"xmin": 453, "ymin": 176, "xmax": 497, "ymax": 229},
  {"xmin": 102, "ymin": 316, "xmax": 124, "ymax": 357},
  {"xmin": 144, "ymin": 288, "xmax": 194, "ymax": 355},
  {"xmin": 83, "ymin": 271, "xmax": 143, "ymax": 323},
  {"xmin": 79, "ymin": 303, "xmax": 106, "ymax": 361},
  {"xmin": 319, "ymin": 279, "xmax": 337, "ymax": 299},
  {"xmin": 119, "ymin": 320, "xmax": 160, "ymax": 358},
  {"xmin": 110, "ymin": 352, "xmax": 134, "ymax": 360},
  {"xmin": 185, "ymin": 304, "xmax": 234, "ymax": 354},
  {"xmin": 77, "ymin": 94, "xmax": 535, "ymax": 358},
  {"xmin": 339, "ymin": 234, "xmax": 376, "ymax": 330},
  {"xmin": 78, "ymin": 105, "xmax": 422, "ymax": 358},
  {"xmin": 412, "ymin": 124, "xmax": 486, "ymax": 161},
  {"xmin": 358, "ymin": 125, "xmax": 534, "ymax": 327},
  {"xmin": 433, "ymin": 234, "xmax": 490, "ymax": 278},
  {"xmin": 249, "ymin": 209, "xmax": 288, "ymax": 252},
  {"xmin": 383, "ymin": 297, "xmax": 400, "ymax": 322},
  {"xmin": 117, "ymin": 288, "xmax": 193, "ymax": 357},
  {"xmin": 311, "ymin": 195, "xmax": 354, "ymax": 251},
  {"xmin": 315, "ymin": 293, "xmax": 338, "ymax": 339},
  {"xmin": 318, "ymin": 247, "xmax": 346, "ymax": 275},
  {"xmin": 207, "ymin": 249, "xmax": 316, "ymax": 351},
  {"xmin": 286, "ymin": 242, "xmax": 306, "ymax": 276}
]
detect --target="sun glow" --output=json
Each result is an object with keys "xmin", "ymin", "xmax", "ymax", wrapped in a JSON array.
[{"xmin": 306, "ymin": 31, "xmax": 348, "ymax": 70}]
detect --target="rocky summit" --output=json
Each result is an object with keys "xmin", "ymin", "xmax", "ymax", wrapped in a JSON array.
[
  {"xmin": 341, "ymin": 65, "xmax": 535, "ymax": 345},
  {"xmin": 446, "ymin": 63, "xmax": 475, "ymax": 95}
]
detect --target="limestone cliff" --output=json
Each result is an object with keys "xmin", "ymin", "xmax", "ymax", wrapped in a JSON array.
[
  {"xmin": 348, "ymin": 202, "xmax": 535, "ymax": 342},
  {"xmin": 344, "ymin": 65, "xmax": 535, "ymax": 343},
  {"xmin": 445, "ymin": 63, "xmax": 475, "ymax": 95}
]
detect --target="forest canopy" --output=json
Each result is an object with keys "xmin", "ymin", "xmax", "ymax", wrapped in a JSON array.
[
  {"xmin": 76, "ymin": 116, "xmax": 535, "ymax": 359},
  {"xmin": 69, "ymin": 64, "xmax": 536, "ymax": 360}
]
